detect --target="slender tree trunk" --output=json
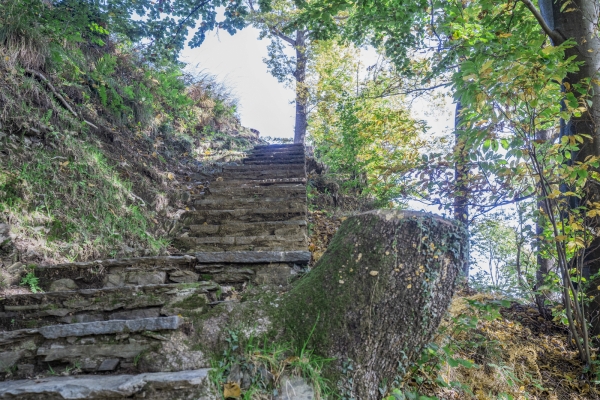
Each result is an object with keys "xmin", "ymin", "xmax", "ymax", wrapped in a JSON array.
[
  {"xmin": 537, "ymin": 0, "xmax": 600, "ymax": 334},
  {"xmin": 294, "ymin": 30, "xmax": 308, "ymax": 144},
  {"xmin": 454, "ymin": 101, "xmax": 470, "ymax": 277},
  {"xmin": 534, "ymin": 130, "xmax": 553, "ymax": 319}
]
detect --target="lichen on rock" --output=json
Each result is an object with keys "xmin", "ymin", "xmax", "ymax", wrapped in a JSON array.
[{"xmin": 277, "ymin": 210, "xmax": 467, "ymax": 399}]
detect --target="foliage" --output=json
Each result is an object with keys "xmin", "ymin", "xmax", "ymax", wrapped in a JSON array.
[
  {"xmin": 0, "ymin": 0, "xmax": 248, "ymax": 62},
  {"xmin": 210, "ymin": 330, "xmax": 332, "ymax": 399},
  {"xmin": 308, "ymin": 40, "xmax": 427, "ymax": 202},
  {"xmin": 20, "ymin": 270, "xmax": 41, "ymax": 293},
  {"xmin": 0, "ymin": 136, "xmax": 169, "ymax": 261},
  {"xmin": 295, "ymin": 0, "xmax": 600, "ymax": 374},
  {"xmin": 392, "ymin": 294, "xmax": 598, "ymax": 399},
  {"xmin": 0, "ymin": 0, "xmax": 260, "ymax": 263},
  {"xmin": 469, "ymin": 209, "xmax": 536, "ymax": 298}
]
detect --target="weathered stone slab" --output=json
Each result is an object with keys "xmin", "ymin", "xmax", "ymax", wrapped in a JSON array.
[
  {"xmin": 180, "ymin": 208, "xmax": 307, "ymax": 225},
  {"xmin": 210, "ymin": 178, "xmax": 306, "ymax": 187},
  {"xmin": 185, "ymin": 222, "xmax": 306, "ymax": 238},
  {"xmin": 195, "ymin": 251, "xmax": 311, "ymax": 264},
  {"xmin": 38, "ymin": 255, "xmax": 196, "ymax": 270},
  {"xmin": 1, "ymin": 282, "xmax": 218, "ymax": 330},
  {"xmin": 103, "ymin": 270, "xmax": 167, "ymax": 287},
  {"xmin": 168, "ymin": 270, "xmax": 199, "ymax": 283},
  {"xmin": 0, "ymin": 351, "xmax": 26, "ymax": 371},
  {"xmin": 0, "ymin": 329, "xmax": 38, "ymax": 345},
  {"xmin": 223, "ymin": 163, "xmax": 305, "ymax": 171},
  {"xmin": 97, "ymin": 358, "xmax": 120, "ymax": 371},
  {"xmin": 49, "ymin": 279, "xmax": 78, "ymax": 292},
  {"xmin": 108, "ymin": 308, "xmax": 161, "ymax": 320},
  {"xmin": 38, "ymin": 316, "xmax": 183, "ymax": 339},
  {"xmin": 37, "ymin": 342, "xmax": 149, "ymax": 362},
  {"xmin": 0, "ymin": 369, "xmax": 213, "ymax": 399}
]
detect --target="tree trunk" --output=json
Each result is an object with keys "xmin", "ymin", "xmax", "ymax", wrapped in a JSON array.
[
  {"xmin": 454, "ymin": 101, "xmax": 470, "ymax": 277},
  {"xmin": 534, "ymin": 129, "xmax": 553, "ymax": 319},
  {"xmin": 537, "ymin": 0, "xmax": 600, "ymax": 333},
  {"xmin": 279, "ymin": 210, "xmax": 467, "ymax": 399},
  {"xmin": 294, "ymin": 30, "xmax": 308, "ymax": 144}
]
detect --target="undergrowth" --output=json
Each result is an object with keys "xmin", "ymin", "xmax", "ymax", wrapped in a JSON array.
[
  {"xmin": 0, "ymin": 134, "xmax": 168, "ymax": 262},
  {"xmin": 210, "ymin": 330, "xmax": 333, "ymax": 400},
  {"xmin": 392, "ymin": 294, "xmax": 599, "ymax": 400},
  {"xmin": 0, "ymin": 0, "xmax": 262, "ymax": 265}
]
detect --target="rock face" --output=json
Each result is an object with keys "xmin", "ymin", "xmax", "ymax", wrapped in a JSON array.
[{"xmin": 279, "ymin": 210, "xmax": 467, "ymax": 400}]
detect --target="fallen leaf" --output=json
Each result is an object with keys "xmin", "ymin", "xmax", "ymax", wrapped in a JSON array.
[
  {"xmin": 369, "ymin": 271, "xmax": 379, "ymax": 276},
  {"xmin": 167, "ymin": 172, "xmax": 174, "ymax": 180},
  {"xmin": 223, "ymin": 382, "xmax": 241, "ymax": 398}
]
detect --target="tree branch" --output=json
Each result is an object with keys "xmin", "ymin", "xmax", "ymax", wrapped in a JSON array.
[
  {"xmin": 520, "ymin": 0, "xmax": 565, "ymax": 45},
  {"xmin": 25, "ymin": 68, "xmax": 98, "ymax": 130},
  {"xmin": 270, "ymin": 28, "xmax": 296, "ymax": 46}
]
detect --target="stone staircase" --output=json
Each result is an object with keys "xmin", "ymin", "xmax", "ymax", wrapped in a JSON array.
[{"xmin": 0, "ymin": 144, "xmax": 309, "ymax": 399}]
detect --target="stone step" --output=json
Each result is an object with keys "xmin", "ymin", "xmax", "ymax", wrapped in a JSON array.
[
  {"xmin": 198, "ymin": 185, "xmax": 306, "ymax": 198},
  {"xmin": 0, "ymin": 282, "xmax": 218, "ymax": 330},
  {"xmin": 188, "ymin": 191, "xmax": 306, "ymax": 203},
  {"xmin": 194, "ymin": 250, "xmax": 311, "ymax": 264},
  {"xmin": 34, "ymin": 255, "xmax": 197, "ymax": 291},
  {"xmin": 244, "ymin": 160, "xmax": 305, "ymax": 166},
  {"xmin": 179, "ymin": 207, "xmax": 307, "ymax": 225},
  {"xmin": 0, "ymin": 369, "xmax": 213, "ymax": 399},
  {"xmin": 247, "ymin": 151, "xmax": 305, "ymax": 159},
  {"xmin": 219, "ymin": 170, "xmax": 305, "ymax": 180},
  {"xmin": 192, "ymin": 197, "xmax": 306, "ymax": 210},
  {"xmin": 0, "ymin": 318, "xmax": 206, "ymax": 376},
  {"xmin": 222, "ymin": 163, "xmax": 305, "ymax": 171},
  {"xmin": 244, "ymin": 155, "xmax": 305, "ymax": 163},
  {"xmin": 252, "ymin": 143, "xmax": 303, "ymax": 150},
  {"xmin": 249, "ymin": 147, "xmax": 305, "ymax": 154},
  {"xmin": 174, "ymin": 235, "xmax": 307, "ymax": 252},
  {"xmin": 183, "ymin": 221, "xmax": 306, "ymax": 237},
  {"xmin": 28, "ymin": 252, "xmax": 309, "ymax": 293},
  {"xmin": 209, "ymin": 178, "xmax": 306, "ymax": 187}
]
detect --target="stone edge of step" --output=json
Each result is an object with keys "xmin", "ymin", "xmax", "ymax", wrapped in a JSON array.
[
  {"xmin": 194, "ymin": 250, "xmax": 311, "ymax": 263},
  {"xmin": 0, "ymin": 368, "xmax": 211, "ymax": 399},
  {"xmin": 0, "ymin": 316, "xmax": 183, "ymax": 341}
]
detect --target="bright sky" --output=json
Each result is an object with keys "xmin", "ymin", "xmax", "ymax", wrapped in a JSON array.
[{"xmin": 180, "ymin": 27, "xmax": 297, "ymax": 139}]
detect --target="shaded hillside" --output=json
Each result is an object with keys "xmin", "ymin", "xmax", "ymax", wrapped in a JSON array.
[{"xmin": 0, "ymin": 6, "xmax": 263, "ymax": 270}]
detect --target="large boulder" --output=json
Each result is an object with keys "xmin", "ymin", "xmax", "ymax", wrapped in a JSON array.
[{"xmin": 278, "ymin": 210, "xmax": 466, "ymax": 399}]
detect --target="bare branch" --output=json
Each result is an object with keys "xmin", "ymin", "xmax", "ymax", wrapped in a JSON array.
[{"xmin": 25, "ymin": 68, "xmax": 98, "ymax": 129}]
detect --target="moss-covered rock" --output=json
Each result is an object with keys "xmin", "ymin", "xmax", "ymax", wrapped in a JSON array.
[{"xmin": 278, "ymin": 210, "xmax": 467, "ymax": 399}]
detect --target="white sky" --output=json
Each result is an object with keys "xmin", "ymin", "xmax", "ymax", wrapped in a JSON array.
[{"xmin": 180, "ymin": 27, "xmax": 297, "ymax": 139}]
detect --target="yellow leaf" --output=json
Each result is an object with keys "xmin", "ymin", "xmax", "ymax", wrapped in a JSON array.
[
  {"xmin": 497, "ymin": 32, "xmax": 512, "ymax": 38},
  {"xmin": 59, "ymin": 161, "xmax": 69, "ymax": 167},
  {"xmin": 223, "ymin": 382, "xmax": 241, "ymax": 398},
  {"xmin": 369, "ymin": 271, "xmax": 379, "ymax": 276},
  {"xmin": 555, "ymin": 235, "xmax": 567, "ymax": 241},
  {"xmin": 167, "ymin": 172, "xmax": 174, "ymax": 180},
  {"xmin": 407, "ymin": 284, "xmax": 412, "ymax": 289}
]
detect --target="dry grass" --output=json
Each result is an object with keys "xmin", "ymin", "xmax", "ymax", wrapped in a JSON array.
[{"xmin": 405, "ymin": 294, "xmax": 599, "ymax": 400}]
